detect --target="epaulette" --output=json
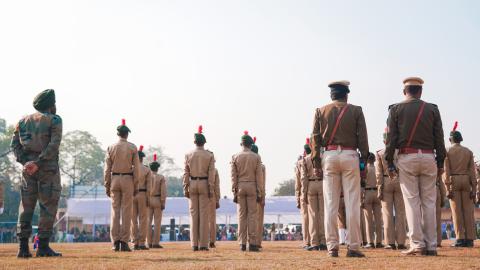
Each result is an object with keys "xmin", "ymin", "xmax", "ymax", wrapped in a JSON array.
[
  {"xmin": 51, "ymin": 115, "xmax": 62, "ymax": 125},
  {"xmin": 388, "ymin": 104, "xmax": 397, "ymax": 111},
  {"xmin": 430, "ymin": 103, "xmax": 438, "ymax": 108}
]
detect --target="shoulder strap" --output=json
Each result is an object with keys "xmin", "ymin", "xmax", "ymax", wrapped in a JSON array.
[
  {"xmin": 327, "ymin": 104, "xmax": 350, "ymax": 146},
  {"xmin": 406, "ymin": 101, "xmax": 426, "ymax": 148}
]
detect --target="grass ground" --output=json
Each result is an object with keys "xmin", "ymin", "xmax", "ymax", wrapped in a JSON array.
[{"xmin": 0, "ymin": 240, "xmax": 479, "ymax": 270}]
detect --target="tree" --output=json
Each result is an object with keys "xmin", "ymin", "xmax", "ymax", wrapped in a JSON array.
[
  {"xmin": 59, "ymin": 131, "xmax": 105, "ymax": 187},
  {"xmin": 273, "ymin": 179, "xmax": 295, "ymax": 196},
  {"xmin": 167, "ymin": 176, "xmax": 184, "ymax": 197}
]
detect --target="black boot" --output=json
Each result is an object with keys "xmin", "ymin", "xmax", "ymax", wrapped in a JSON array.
[
  {"xmin": 209, "ymin": 242, "xmax": 216, "ymax": 248},
  {"xmin": 120, "ymin": 241, "xmax": 132, "ymax": 252},
  {"xmin": 192, "ymin": 246, "xmax": 199, "ymax": 251},
  {"xmin": 451, "ymin": 239, "xmax": 465, "ymax": 247},
  {"xmin": 249, "ymin": 245, "xmax": 260, "ymax": 252},
  {"xmin": 36, "ymin": 238, "xmax": 62, "ymax": 257},
  {"xmin": 240, "ymin": 244, "xmax": 247, "ymax": 251},
  {"xmin": 17, "ymin": 238, "xmax": 32, "ymax": 259},
  {"xmin": 112, "ymin": 241, "xmax": 120, "ymax": 251},
  {"xmin": 465, "ymin": 239, "xmax": 474, "ymax": 247}
]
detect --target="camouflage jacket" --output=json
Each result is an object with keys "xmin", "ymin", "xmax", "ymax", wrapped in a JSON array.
[{"xmin": 11, "ymin": 112, "xmax": 63, "ymax": 169}]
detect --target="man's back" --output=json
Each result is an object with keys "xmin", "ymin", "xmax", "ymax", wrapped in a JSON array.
[
  {"xmin": 106, "ymin": 139, "xmax": 138, "ymax": 174},
  {"xmin": 232, "ymin": 149, "xmax": 262, "ymax": 182},
  {"xmin": 446, "ymin": 144, "xmax": 474, "ymax": 174},
  {"xmin": 185, "ymin": 148, "xmax": 213, "ymax": 177}
]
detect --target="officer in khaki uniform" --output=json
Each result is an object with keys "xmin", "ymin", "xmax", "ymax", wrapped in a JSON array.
[
  {"xmin": 11, "ymin": 89, "xmax": 62, "ymax": 258},
  {"xmin": 231, "ymin": 131, "xmax": 264, "ymax": 252},
  {"xmin": 311, "ymin": 80, "xmax": 369, "ymax": 258},
  {"xmin": 147, "ymin": 155, "xmax": 167, "ymax": 248},
  {"xmin": 183, "ymin": 126, "xmax": 216, "ymax": 251},
  {"xmin": 362, "ymin": 153, "xmax": 383, "ymax": 248},
  {"xmin": 295, "ymin": 143, "xmax": 311, "ymax": 249},
  {"xmin": 301, "ymin": 139, "xmax": 327, "ymax": 251},
  {"xmin": 251, "ymin": 140, "xmax": 266, "ymax": 249},
  {"xmin": 444, "ymin": 125, "xmax": 477, "ymax": 248},
  {"xmin": 385, "ymin": 77, "xmax": 446, "ymax": 256},
  {"xmin": 208, "ymin": 169, "xmax": 220, "ymax": 248},
  {"xmin": 436, "ymin": 175, "xmax": 446, "ymax": 247},
  {"xmin": 104, "ymin": 119, "xmax": 141, "ymax": 252},
  {"xmin": 376, "ymin": 137, "xmax": 407, "ymax": 250},
  {"xmin": 131, "ymin": 146, "xmax": 151, "ymax": 250}
]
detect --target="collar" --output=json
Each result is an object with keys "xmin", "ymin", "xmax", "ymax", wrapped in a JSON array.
[
  {"xmin": 119, "ymin": 138, "xmax": 127, "ymax": 142},
  {"xmin": 196, "ymin": 146, "xmax": 205, "ymax": 150}
]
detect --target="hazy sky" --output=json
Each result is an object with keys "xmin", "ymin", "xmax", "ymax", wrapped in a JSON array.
[{"xmin": 1, "ymin": 0, "xmax": 479, "ymax": 196}]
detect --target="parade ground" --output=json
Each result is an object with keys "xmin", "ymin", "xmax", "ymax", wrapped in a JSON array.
[{"xmin": 0, "ymin": 240, "xmax": 479, "ymax": 270}]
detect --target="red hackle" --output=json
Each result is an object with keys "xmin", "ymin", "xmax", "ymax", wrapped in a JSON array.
[
  {"xmin": 306, "ymin": 138, "xmax": 310, "ymax": 145},
  {"xmin": 452, "ymin": 121, "xmax": 458, "ymax": 131},
  {"xmin": 139, "ymin": 145, "xmax": 144, "ymax": 152},
  {"xmin": 153, "ymin": 153, "xmax": 157, "ymax": 162},
  {"xmin": 244, "ymin": 130, "xmax": 249, "ymax": 135},
  {"xmin": 198, "ymin": 125, "xmax": 203, "ymax": 134},
  {"xmin": 121, "ymin": 119, "xmax": 126, "ymax": 126},
  {"xmin": 253, "ymin": 137, "xmax": 257, "ymax": 143}
]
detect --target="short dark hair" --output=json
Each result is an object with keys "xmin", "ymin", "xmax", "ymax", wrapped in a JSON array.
[
  {"xmin": 331, "ymin": 91, "xmax": 347, "ymax": 100},
  {"xmin": 118, "ymin": 131, "xmax": 129, "ymax": 138},
  {"xmin": 405, "ymin": 85, "xmax": 422, "ymax": 95}
]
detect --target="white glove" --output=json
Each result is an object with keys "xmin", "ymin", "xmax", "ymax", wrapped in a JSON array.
[{"xmin": 0, "ymin": 208, "xmax": 4, "ymax": 215}]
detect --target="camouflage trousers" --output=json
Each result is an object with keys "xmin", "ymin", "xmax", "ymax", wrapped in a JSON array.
[{"xmin": 17, "ymin": 168, "xmax": 61, "ymax": 239}]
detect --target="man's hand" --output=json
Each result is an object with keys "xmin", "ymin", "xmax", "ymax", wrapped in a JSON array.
[
  {"xmin": 233, "ymin": 196, "xmax": 238, "ymax": 204},
  {"xmin": 260, "ymin": 197, "xmax": 265, "ymax": 207},
  {"xmin": 447, "ymin": 191, "xmax": 454, "ymax": 200},
  {"xmin": 296, "ymin": 199, "xmax": 300, "ymax": 209},
  {"xmin": 184, "ymin": 190, "xmax": 190, "ymax": 199},
  {"xmin": 161, "ymin": 205, "xmax": 165, "ymax": 211},
  {"xmin": 106, "ymin": 188, "xmax": 111, "ymax": 198},
  {"xmin": 388, "ymin": 165, "xmax": 398, "ymax": 180},
  {"xmin": 314, "ymin": 168, "xmax": 323, "ymax": 179},
  {"xmin": 437, "ymin": 168, "xmax": 445, "ymax": 177},
  {"xmin": 470, "ymin": 191, "xmax": 475, "ymax": 200},
  {"xmin": 256, "ymin": 196, "xmax": 262, "ymax": 203},
  {"xmin": 24, "ymin": 161, "xmax": 39, "ymax": 176},
  {"xmin": 216, "ymin": 201, "xmax": 220, "ymax": 209}
]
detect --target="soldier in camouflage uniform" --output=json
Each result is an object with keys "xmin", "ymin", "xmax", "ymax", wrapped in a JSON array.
[{"xmin": 11, "ymin": 89, "xmax": 62, "ymax": 258}]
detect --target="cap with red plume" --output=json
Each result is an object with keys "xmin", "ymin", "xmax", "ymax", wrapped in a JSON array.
[
  {"xmin": 304, "ymin": 137, "xmax": 312, "ymax": 154},
  {"xmin": 138, "ymin": 145, "xmax": 145, "ymax": 158},
  {"xmin": 450, "ymin": 121, "xmax": 463, "ymax": 142},
  {"xmin": 241, "ymin": 130, "xmax": 254, "ymax": 146},
  {"xmin": 150, "ymin": 153, "xmax": 161, "ymax": 171},
  {"xmin": 117, "ymin": 118, "xmax": 131, "ymax": 134},
  {"xmin": 452, "ymin": 121, "xmax": 458, "ymax": 132},
  {"xmin": 194, "ymin": 125, "xmax": 206, "ymax": 145}
]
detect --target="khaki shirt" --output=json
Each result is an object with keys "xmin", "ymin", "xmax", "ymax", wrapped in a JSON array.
[
  {"xmin": 311, "ymin": 100, "xmax": 369, "ymax": 167},
  {"xmin": 294, "ymin": 159, "xmax": 302, "ymax": 201},
  {"xmin": 300, "ymin": 155, "xmax": 320, "ymax": 200},
  {"xmin": 260, "ymin": 164, "xmax": 266, "ymax": 198},
  {"xmin": 103, "ymin": 138, "xmax": 141, "ymax": 190},
  {"xmin": 375, "ymin": 149, "xmax": 398, "ymax": 187},
  {"xmin": 231, "ymin": 147, "xmax": 264, "ymax": 196},
  {"xmin": 365, "ymin": 163, "xmax": 376, "ymax": 188},
  {"xmin": 214, "ymin": 169, "xmax": 221, "ymax": 203},
  {"xmin": 135, "ymin": 165, "xmax": 152, "ymax": 192},
  {"xmin": 444, "ymin": 143, "xmax": 477, "ymax": 191},
  {"xmin": 385, "ymin": 97, "xmax": 446, "ymax": 168},
  {"xmin": 11, "ymin": 112, "xmax": 62, "ymax": 168},
  {"xmin": 150, "ymin": 172, "xmax": 167, "ymax": 207},
  {"xmin": 182, "ymin": 146, "xmax": 216, "ymax": 195}
]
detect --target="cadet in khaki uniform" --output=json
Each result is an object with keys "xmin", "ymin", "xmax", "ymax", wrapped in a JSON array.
[
  {"xmin": 208, "ymin": 169, "xmax": 220, "ymax": 248},
  {"xmin": 295, "ymin": 143, "xmax": 311, "ymax": 249},
  {"xmin": 301, "ymin": 139, "xmax": 327, "ymax": 251},
  {"xmin": 376, "ymin": 136, "xmax": 407, "ymax": 250},
  {"xmin": 436, "ymin": 175, "xmax": 446, "ymax": 247},
  {"xmin": 362, "ymin": 153, "xmax": 383, "ymax": 248},
  {"xmin": 251, "ymin": 140, "xmax": 266, "ymax": 249},
  {"xmin": 183, "ymin": 126, "xmax": 216, "ymax": 251},
  {"xmin": 231, "ymin": 131, "xmax": 264, "ymax": 252},
  {"xmin": 147, "ymin": 154, "xmax": 167, "ymax": 248},
  {"xmin": 104, "ymin": 119, "xmax": 141, "ymax": 252},
  {"xmin": 131, "ymin": 146, "xmax": 151, "ymax": 250},
  {"xmin": 385, "ymin": 77, "xmax": 446, "ymax": 256},
  {"xmin": 11, "ymin": 89, "xmax": 62, "ymax": 258},
  {"xmin": 311, "ymin": 80, "xmax": 369, "ymax": 258},
  {"xmin": 444, "ymin": 125, "xmax": 477, "ymax": 248}
]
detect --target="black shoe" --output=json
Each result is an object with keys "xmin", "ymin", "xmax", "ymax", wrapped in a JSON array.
[
  {"xmin": 199, "ymin": 247, "xmax": 209, "ymax": 251},
  {"xmin": 112, "ymin": 240, "xmax": 120, "ymax": 252},
  {"xmin": 249, "ymin": 245, "xmax": 260, "ymax": 252},
  {"xmin": 17, "ymin": 238, "xmax": 32, "ymax": 259},
  {"xmin": 119, "ymin": 241, "xmax": 131, "ymax": 252},
  {"xmin": 319, "ymin": 244, "xmax": 328, "ymax": 251},
  {"xmin": 397, "ymin": 244, "xmax": 407, "ymax": 250},
  {"xmin": 425, "ymin": 250, "xmax": 437, "ymax": 256},
  {"xmin": 36, "ymin": 238, "xmax": 62, "ymax": 257},
  {"xmin": 133, "ymin": 244, "xmax": 140, "ymax": 250},
  {"xmin": 138, "ymin": 245, "xmax": 149, "ymax": 250},
  {"xmin": 451, "ymin": 239, "xmax": 465, "ymax": 247},
  {"xmin": 346, "ymin": 249, "xmax": 365, "ymax": 258},
  {"xmin": 363, "ymin": 243, "xmax": 375, "ymax": 249},
  {"xmin": 307, "ymin": 245, "xmax": 320, "ymax": 251},
  {"xmin": 151, "ymin": 244, "xmax": 162, "ymax": 249},
  {"xmin": 328, "ymin": 249, "xmax": 339, "ymax": 257},
  {"xmin": 362, "ymin": 242, "xmax": 367, "ymax": 247},
  {"xmin": 375, "ymin": 243, "xmax": 384, "ymax": 248},
  {"xmin": 258, "ymin": 245, "xmax": 263, "ymax": 249},
  {"xmin": 465, "ymin": 240, "xmax": 474, "ymax": 247},
  {"xmin": 209, "ymin": 242, "xmax": 216, "ymax": 248},
  {"xmin": 192, "ymin": 246, "xmax": 199, "ymax": 251},
  {"xmin": 240, "ymin": 244, "xmax": 247, "ymax": 251},
  {"xmin": 303, "ymin": 245, "xmax": 311, "ymax": 250},
  {"xmin": 384, "ymin": 244, "xmax": 396, "ymax": 250}
]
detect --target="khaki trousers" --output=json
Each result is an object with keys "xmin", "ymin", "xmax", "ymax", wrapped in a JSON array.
[
  {"xmin": 110, "ymin": 175, "xmax": 134, "ymax": 243},
  {"xmin": 323, "ymin": 150, "xmax": 362, "ymax": 251},
  {"xmin": 360, "ymin": 207, "xmax": 366, "ymax": 243},
  {"xmin": 381, "ymin": 178, "xmax": 406, "ymax": 245},
  {"xmin": 307, "ymin": 180, "xmax": 326, "ymax": 246},
  {"xmin": 338, "ymin": 198, "xmax": 346, "ymax": 229},
  {"xmin": 436, "ymin": 188, "xmax": 442, "ymax": 245},
  {"xmin": 397, "ymin": 153, "xmax": 437, "ymax": 250},
  {"xmin": 237, "ymin": 181, "xmax": 258, "ymax": 245},
  {"xmin": 363, "ymin": 190, "xmax": 383, "ymax": 244},
  {"xmin": 147, "ymin": 207, "xmax": 163, "ymax": 245},
  {"xmin": 450, "ymin": 175, "xmax": 476, "ymax": 240},
  {"xmin": 188, "ymin": 180, "xmax": 209, "ymax": 248},
  {"xmin": 300, "ymin": 199, "xmax": 311, "ymax": 246},
  {"xmin": 208, "ymin": 198, "xmax": 217, "ymax": 244},
  {"xmin": 256, "ymin": 202, "xmax": 265, "ymax": 246},
  {"xmin": 132, "ymin": 192, "xmax": 148, "ymax": 245}
]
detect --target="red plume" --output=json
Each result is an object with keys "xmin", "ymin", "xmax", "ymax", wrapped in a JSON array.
[
  {"xmin": 253, "ymin": 137, "xmax": 257, "ymax": 143},
  {"xmin": 306, "ymin": 138, "xmax": 310, "ymax": 145},
  {"xmin": 244, "ymin": 130, "xmax": 249, "ymax": 135},
  {"xmin": 153, "ymin": 153, "xmax": 157, "ymax": 162},
  {"xmin": 139, "ymin": 145, "xmax": 144, "ymax": 152},
  {"xmin": 452, "ymin": 121, "xmax": 458, "ymax": 131},
  {"xmin": 121, "ymin": 119, "xmax": 126, "ymax": 126},
  {"xmin": 198, "ymin": 125, "xmax": 203, "ymax": 134}
]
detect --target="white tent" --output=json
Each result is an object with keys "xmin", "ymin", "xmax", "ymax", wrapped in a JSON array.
[{"xmin": 66, "ymin": 196, "xmax": 301, "ymax": 226}]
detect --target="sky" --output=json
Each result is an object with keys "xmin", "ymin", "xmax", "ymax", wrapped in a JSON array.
[{"xmin": 1, "ymin": 0, "xmax": 479, "ymax": 196}]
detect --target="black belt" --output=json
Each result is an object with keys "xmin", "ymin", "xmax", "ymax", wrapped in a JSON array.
[
  {"xmin": 191, "ymin": 176, "xmax": 208, "ymax": 180},
  {"xmin": 308, "ymin": 178, "xmax": 323, "ymax": 181},
  {"xmin": 383, "ymin": 175, "xmax": 389, "ymax": 177},
  {"xmin": 450, "ymin": 174, "xmax": 468, "ymax": 176},
  {"xmin": 112, "ymin": 172, "xmax": 133, "ymax": 176},
  {"xmin": 138, "ymin": 189, "xmax": 147, "ymax": 192},
  {"xmin": 365, "ymin": 187, "xmax": 378, "ymax": 191},
  {"xmin": 153, "ymin": 194, "xmax": 162, "ymax": 197}
]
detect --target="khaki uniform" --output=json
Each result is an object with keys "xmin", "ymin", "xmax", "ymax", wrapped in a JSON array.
[
  {"xmin": 295, "ymin": 159, "xmax": 310, "ymax": 246},
  {"xmin": 131, "ymin": 165, "xmax": 152, "ymax": 246},
  {"xmin": 231, "ymin": 147, "xmax": 264, "ymax": 246},
  {"xmin": 183, "ymin": 146, "xmax": 216, "ymax": 248},
  {"xmin": 376, "ymin": 149, "xmax": 406, "ymax": 246},
  {"xmin": 256, "ymin": 164, "xmax": 266, "ymax": 246},
  {"xmin": 147, "ymin": 172, "xmax": 167, "ymax": 246},
  {"xmin": 436, "ymin": 177, "xmax": 446, "ymax": 245},
  {"xmin": 300, "ymin": 155, "xmax": 325, "ymax": 247},
  {"xmin": 104, "ymin": 138, "xmax": 141, "ymax": 244},
  {"xmin": 311, "ymin": 100, "xmax": 369, "ymax": 252},
  {"xmin": 11, "ymin": 112, "xmax": 62, "ymax": 239},
  {"xmin": 443, "ymin": 144, "xmax": 477, "ymax": 241},
  {"xmin": 385, "ymin": 97, "xmax": 446, "ymax": 251},
  {"xmin": 209, "ymin": 170, "xmax": 221, "ymax": 245},
  {"xmin": 363, "ymin": 163, "xmax": 383, "ymax": 244}
]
